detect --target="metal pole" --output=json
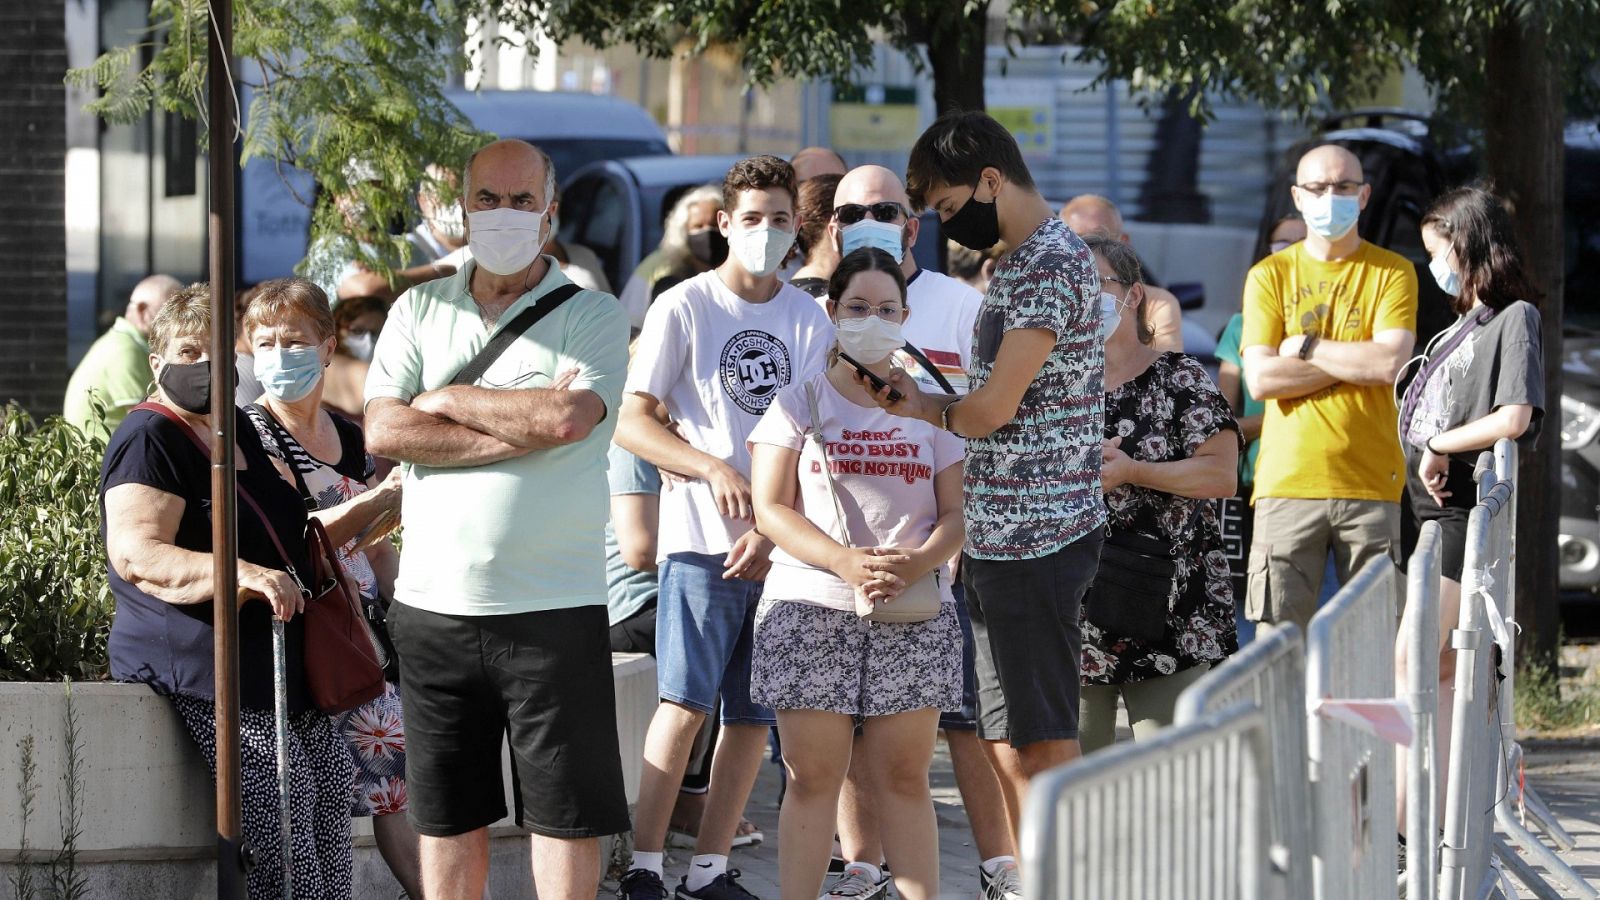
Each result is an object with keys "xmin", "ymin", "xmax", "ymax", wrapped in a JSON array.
[{"xmin": 207, "ymin": 0, "xmax": 246, "ymax": 895}]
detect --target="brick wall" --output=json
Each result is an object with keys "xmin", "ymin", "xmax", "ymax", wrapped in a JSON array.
[{"xmin": 0, "ymin": 4, "xmax": 67, "ymax": 418}]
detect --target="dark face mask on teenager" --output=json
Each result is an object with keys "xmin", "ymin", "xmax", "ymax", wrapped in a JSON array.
[
  {"xmin": 942, "ymin": 181, "xmax": 1001, "ymax": 252},
  {"xmin": 687, "ymin": 227, "xmax": 729, "ymax": 268},
  {"xmin": 158, "ymin": 360, "xmax": 212, "ymax": 415}
]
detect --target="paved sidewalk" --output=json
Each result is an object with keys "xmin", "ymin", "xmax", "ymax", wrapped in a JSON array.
[{"xmin": 1507, "ymin": 739, "xmax": 1600, "ymax": 898}]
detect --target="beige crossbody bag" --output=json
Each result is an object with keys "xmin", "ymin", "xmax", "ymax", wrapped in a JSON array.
[{"xmin": 805, "ymin": 383, "xmax": 942, "ymax": 624}]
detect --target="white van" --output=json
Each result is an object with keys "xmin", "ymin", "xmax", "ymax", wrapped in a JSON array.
[{"xmin": 238, "ymin": 89, "xmax": 670, "ymax": 284}]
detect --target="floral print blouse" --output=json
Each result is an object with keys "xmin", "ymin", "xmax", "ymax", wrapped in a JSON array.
[{"xmin": 1082, "ymin": 353, "xmax": 1241, "ymax": 685}]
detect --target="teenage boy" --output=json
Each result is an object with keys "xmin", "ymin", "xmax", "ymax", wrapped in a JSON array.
[
  {"xmin": 616, "ymin": 155, "xmax": 833, "ymax": 900},
  {"xmin": 864, "ymin": 111, "xmax": 1106, "ymax": 859}
]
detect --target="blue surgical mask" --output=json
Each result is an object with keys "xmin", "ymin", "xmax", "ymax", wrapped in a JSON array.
[
  {"xmin": 1301, "ymin": 192, "xmax": 1361, "ymax": 240},
  {"xmin": 840, "ymin": 220, "xmax": 906, "ymax": 263},
  {"xmin": 255, "ymin": 345, "xmax": 325, "ymax": 403},
  {"xmin": 1099, "ymin": 291, "xmax": 1121, "ymax": 341},
  {"xmin": 1429, "ymin": 255, "xmax": 1461, "ymax": 297}
]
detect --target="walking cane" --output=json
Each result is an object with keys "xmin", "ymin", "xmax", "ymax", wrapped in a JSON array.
[{"xmin": 272, "ymin": 616, "xmax": 294, "ymax": 899}]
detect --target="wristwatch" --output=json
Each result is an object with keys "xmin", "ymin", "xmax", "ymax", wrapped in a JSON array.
[{"xmin": 1298, "ymin": 331, "xmax": 1319, "ymax": 360}]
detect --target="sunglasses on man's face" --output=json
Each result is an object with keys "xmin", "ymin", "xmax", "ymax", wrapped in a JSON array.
[{"xmin": 834, "ymin": 202, "xmax": 908, "ymax": 225}]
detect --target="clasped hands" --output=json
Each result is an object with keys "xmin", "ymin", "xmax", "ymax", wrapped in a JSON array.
[{"xmin": 831, "ymin": 546, "xmax": 921, "ymax": 618}]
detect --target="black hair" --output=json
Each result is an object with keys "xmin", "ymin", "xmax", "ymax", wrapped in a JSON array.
[
  {"xmin": 1421, "ymin": 184, "xmax": 1540, "ymax": 314},
  {"xmin": 905, "ymin": 110, "xmax": 1035, "ymax": 212}
]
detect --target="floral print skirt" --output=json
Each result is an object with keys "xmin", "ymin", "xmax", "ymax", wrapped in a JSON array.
[
  {"xmin": 335, "ymin": 681, "xmax": 408, "ymax": 817},
  {"xmin": 751, "ymin": 598, "xmax": 963, "ymax": 718}
]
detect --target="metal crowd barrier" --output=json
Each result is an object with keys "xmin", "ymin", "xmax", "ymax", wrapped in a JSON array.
[
  {"xmin": 1306, "ymin": 556, "xmax": 1399, "ymax": 900},
  {"xmin": 1174, "ymin": 624, "xmax": 1313, "ymax": 900},
  {"xmin": 1403, "ymin": 521, "xmax": 1442, "ymax": 900},
  {"xmin": 1020, "ymin": 704, "xmax": 1272, "ymax": 900}
]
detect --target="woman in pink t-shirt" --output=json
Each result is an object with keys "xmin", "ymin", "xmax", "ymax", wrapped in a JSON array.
[{"xmin": 749, "ymin": 248, "xmax": 965, "ymax": 900}]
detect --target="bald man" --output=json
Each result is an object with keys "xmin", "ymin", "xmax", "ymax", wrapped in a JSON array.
[
  {"xmin": 823, "ymin": 166, "xmax": 1014, "ymax": 896},
  {"xmin": 64, "ymin": 274, "xmax": 181, "ymax": 437},
  {"xmin": 790, "ymin": 145, "xmax": 848, "ymax": 183},
  {"xmin": 1238, "ymin": 144, "xmax": 1417, "ymax": 631},
  {"xmin": 1059, "ymin": 194, "xmax": 1184, "ymax": 352}
]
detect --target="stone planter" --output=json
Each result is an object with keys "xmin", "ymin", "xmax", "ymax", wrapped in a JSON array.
[{"xmin": 0, "ymin": 653, "xmax": 657, "ymax": 899}]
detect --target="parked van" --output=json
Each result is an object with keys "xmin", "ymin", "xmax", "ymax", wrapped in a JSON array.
[{"xmin": 239, "ymin": 89, "xmax": 671, "ymax": 284}]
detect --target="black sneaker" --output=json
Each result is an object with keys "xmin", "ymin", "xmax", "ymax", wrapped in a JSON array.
[
  {"xmin": 619, "ymin": 867, "xmax": 670, "ymax": 900},
  {"xmin": 675, "ymin": 868, "xmax": 761, "ymax": 900}
]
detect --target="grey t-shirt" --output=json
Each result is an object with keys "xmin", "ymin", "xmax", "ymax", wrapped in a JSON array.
[
  {"xmin": 1405, "ymin": 300, "xmax": 1544, "ymax": 450},
  {"xmin": 604, "ymin": 442, "xmax": 662, "ymax": 626}
]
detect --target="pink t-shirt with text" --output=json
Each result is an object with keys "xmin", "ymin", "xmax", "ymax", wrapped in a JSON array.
[{"xmin": 748, "ymin": 371, "xmax": 965, "ymax": 611}]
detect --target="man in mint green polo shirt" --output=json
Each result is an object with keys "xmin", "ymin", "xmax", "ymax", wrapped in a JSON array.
[
  {"xmin": 63, "ymin": 274, "xmax": 180, "ymax": 439},
  {"xmin": 363, "ymin": 139, "xmax": 630, "ymax": 900}
]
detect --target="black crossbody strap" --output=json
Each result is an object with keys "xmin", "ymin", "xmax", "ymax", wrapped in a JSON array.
[
  {"xmin": 450, "ymin": 283, "xmax": 584, "ymax": 386},
  {"xmin": 250, "ymin": 403, "xmax": 315, "ymax": 509},
  {"xmin": 901, "ymin": 342, "xmax": 957, "ymax": 395}
]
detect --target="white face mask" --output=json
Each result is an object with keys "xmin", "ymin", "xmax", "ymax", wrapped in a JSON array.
[
  {"xmin": 730, "ymin": 225, "xmax": 795, "ymax": 278},
  {"xmin": 1099, "ymin": 291, "xmax": 1122, "ymax": 342},
  {"xmin": 345, "ymin": 332, "xmax": 376, "ymax": 362},
  {"xmin": 430, "ymin": 203, "xmax": 465, "ymax": 241},
  {"xmin": 467, "ymin": 206, "xmax": 548, "ymax": 275},
  {"xmin": 835, "ymin": 315, "xmax": 904, "ymax": 365}
]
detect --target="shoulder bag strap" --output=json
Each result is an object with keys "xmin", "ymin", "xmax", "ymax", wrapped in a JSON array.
[
  {"xmin": 1398, "ymin": 306, "xmax": 1496, "ymax": 438},
  {"xmin": 132, "ymin": 401, "xmax": 307, "ymax": 591},
  {"xmin": 250, "ymin": 403, "xmax": 315, "ymax": 509},
  {"xmin": 804, "ymin": 383, "xmax": 853, "ymax": 549},
  {"xmin": 900, "ymin": 342, "xmax": 956, "ymax": 395},
  {"xmin": 450, "ymin": 283, "xmax": 584, "ymax": 386}
]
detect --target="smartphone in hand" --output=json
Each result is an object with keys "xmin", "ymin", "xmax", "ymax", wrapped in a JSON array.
[{"xmin": 838, "ymin": 352, "xmax": 904, "ymax": 403}]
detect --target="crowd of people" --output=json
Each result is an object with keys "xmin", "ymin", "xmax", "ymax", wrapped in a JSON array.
[{"xmin": 65, "ymin": 107, "xmax": 1545, "ymax": 900}]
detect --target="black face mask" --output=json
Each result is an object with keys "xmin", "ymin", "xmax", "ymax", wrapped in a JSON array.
[
  {"xmin": 941, "ymin": 182, "xmax": 1001, "ymax": 252},
  {"xmin": 158, "ymin": 360, "xmax": 212, "ymax": 415},
  {"xmin": 687, "ymin": 228, "xmax": 729, "ymax": 268}
]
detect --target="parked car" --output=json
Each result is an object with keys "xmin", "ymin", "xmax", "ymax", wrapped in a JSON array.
[{"xmin": 238, "ymin": 89, "xmax": 671, "ymax": 284}]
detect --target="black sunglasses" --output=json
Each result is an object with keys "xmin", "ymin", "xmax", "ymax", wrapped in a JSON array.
[{"xmin": 833, "ymin": 202, "xmax": 908, "ymax": 225}]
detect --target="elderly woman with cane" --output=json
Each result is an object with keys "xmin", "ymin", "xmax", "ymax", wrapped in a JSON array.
[{"xmin": 100, "ymin": 283, "xmax": 355, "ymax": 899}]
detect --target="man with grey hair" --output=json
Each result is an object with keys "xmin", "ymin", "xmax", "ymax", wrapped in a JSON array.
[
  {"xmin": 365, "ymin": 138, "xmax": 632, "ymax": 900},
  {"xmin": 64, "ymin": 273, "xmax": 181, "ymax": 438}
]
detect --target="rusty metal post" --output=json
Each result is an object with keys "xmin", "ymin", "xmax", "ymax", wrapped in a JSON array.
[{"xmin": 206, "ymin": 0, "xmax": 246, "ymax": 895}]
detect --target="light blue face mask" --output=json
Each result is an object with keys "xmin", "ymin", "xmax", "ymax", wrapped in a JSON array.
[
  {"xmin": 1099, "ymin": 290, "xmax": 1121, "ymax": 341},
  {"xmin": 254, "ymin": 345, "xmax": 325, "ymax": 403},
  {"xmin": 840, "ymin": 219, "xmax": 906, "ymax": 263},
  {"xmin": 1429, "ymin": 255, "xmax": 1461, "ymax": 296},
  {"xmin": 1302, "ymin": 191, "xmax": 1361, "ymax": 240}
]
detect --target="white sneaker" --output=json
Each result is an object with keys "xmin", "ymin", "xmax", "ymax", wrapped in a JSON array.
[
  {"xmin": 820, "ymin": 864, "xmax": 889, "ymax": 899},
  {"xmin": 979, "ymin": 860, "xmax": 1022, "ymax": 900}
]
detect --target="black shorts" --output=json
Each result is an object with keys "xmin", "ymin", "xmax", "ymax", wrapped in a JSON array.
[
  {"xmin": 390, "ymin": 602, "xmax": 630, "ymax": 839},
  {"xmin": 961, "ymin": 528, "xmax": 1104, "ymax": 747},
  {"xmin": 1406, "ymin": 453, "xmax": 1477, "ymax": 582}
]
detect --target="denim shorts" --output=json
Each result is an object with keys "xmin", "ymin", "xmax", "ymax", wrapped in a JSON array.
[{"xmin": 656, "ymin": 551, "xmax": 775, "ymax": 726}]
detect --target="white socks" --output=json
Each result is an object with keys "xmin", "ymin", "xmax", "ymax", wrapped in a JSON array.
[
  {"xmin": 630, "ymin": 850, "xmax": 664, "ymax": 878},
  {"xmin": 844, "ymin": 861, "xmax": 883, "ymax": 884},
  {"xmin": 686, "ymin": 853, "xmax": 728, "ymax": 891},
  {"xmin": 982, "ymin": 855, "xmax": 1018, "ymax": 876}
]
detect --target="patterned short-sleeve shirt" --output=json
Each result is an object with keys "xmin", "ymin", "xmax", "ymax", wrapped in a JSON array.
[{"xmin": 964, "ymin": 217, "xmax": 1106, "ymax": 560}]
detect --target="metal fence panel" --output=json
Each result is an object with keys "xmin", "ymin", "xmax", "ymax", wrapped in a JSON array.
[
  {"xmin": 1305, "ymin": 556, "xmax": 1400, "ymax": 900},
  {"xmin": 1175, "ymin": 624, "xmax": 1312, "ymax": 900},
  {"xmin": 1021, "ymin": 705, "xmax": 1271, "ymax": 900},
  {"xmin": 1403, "ymin": 522, "xmax": 1442, "ymax": 900}
]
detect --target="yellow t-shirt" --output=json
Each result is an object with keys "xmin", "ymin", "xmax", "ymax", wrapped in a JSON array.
[{"xmin": 1241, "ymin": 241, "xmax": 1418, "ymax": 503}]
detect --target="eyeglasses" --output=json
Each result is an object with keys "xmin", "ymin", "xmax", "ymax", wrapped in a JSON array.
[
  {"xmin": 1101, "ymin": 276, "xmax": 1133, "ymax": 286},
  {"xmin": 834, "ymin": 202, "xmax": 908, "ymax": 225},
  {"xmin": 1294, "ymin": 180, "xmax": 1365, "ymax": 197},
  {"xmin": 838, "ymin": 301, "xmax": 905, "ymax": 320}
]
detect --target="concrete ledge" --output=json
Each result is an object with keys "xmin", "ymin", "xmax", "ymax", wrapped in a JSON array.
[{"xmin": 0, "ymin": 653, "xmax": 658, "ymax": 899}]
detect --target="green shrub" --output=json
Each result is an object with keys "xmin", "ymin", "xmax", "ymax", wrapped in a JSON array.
[{"xmin": 0, "ymin": 405, "xmax": 113, "ymax": 681}]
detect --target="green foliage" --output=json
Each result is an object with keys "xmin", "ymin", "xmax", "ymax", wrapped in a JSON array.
[
  {"xmin": 0, "ymin": 407, "xmax": 114, "ymax": 682},
  {"xmin": 8, "ymin": 684, "xmax": 91, "ymax": 900},
  {"xmin": 9, "ymin": 735, "xmax": 38, "ymax": 898},
  {"xmin": 1516, "ymin": 661, "xmax": 1600, "ymax": 737}
]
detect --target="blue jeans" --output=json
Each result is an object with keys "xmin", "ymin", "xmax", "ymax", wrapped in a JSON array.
[{"xmin": 655, "ymin": 552, "xmax": 775, "ymax": 726}]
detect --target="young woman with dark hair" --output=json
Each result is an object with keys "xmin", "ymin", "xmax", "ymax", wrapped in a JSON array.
[{"xmin": 1395, "ymin": 184, "xmax": 1544, "ymax": 828}]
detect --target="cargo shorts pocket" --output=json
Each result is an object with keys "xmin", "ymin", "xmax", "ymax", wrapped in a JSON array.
[{"xmin": 1245, "ymin": 542, "xmax": 1273, "ymax": 623}]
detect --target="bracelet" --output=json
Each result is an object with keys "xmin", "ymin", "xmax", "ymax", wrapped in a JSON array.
[
  {"xmin": 1298, "ymin": 332, "xmax": 1318, "ymax": 360},
  {"xmin": 940, "ymin": 399, "xmax": 962, "ymax": 437},
  {"xmin": 1425, "ymin": 436, "xmax": 1440, "ymax": 455}
]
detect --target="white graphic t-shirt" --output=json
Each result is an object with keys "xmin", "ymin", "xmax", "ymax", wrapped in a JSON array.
[
  {"xmin": 627, "ymin": 270, "xmax": 833, "ymax": 559},
  {"xmin": 748, "ymin": 371, "xmax": 965, "ymax": 612},
  {"xmin": 900, "ymin": 270, "xmax": 983, "ymax": 395}
]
